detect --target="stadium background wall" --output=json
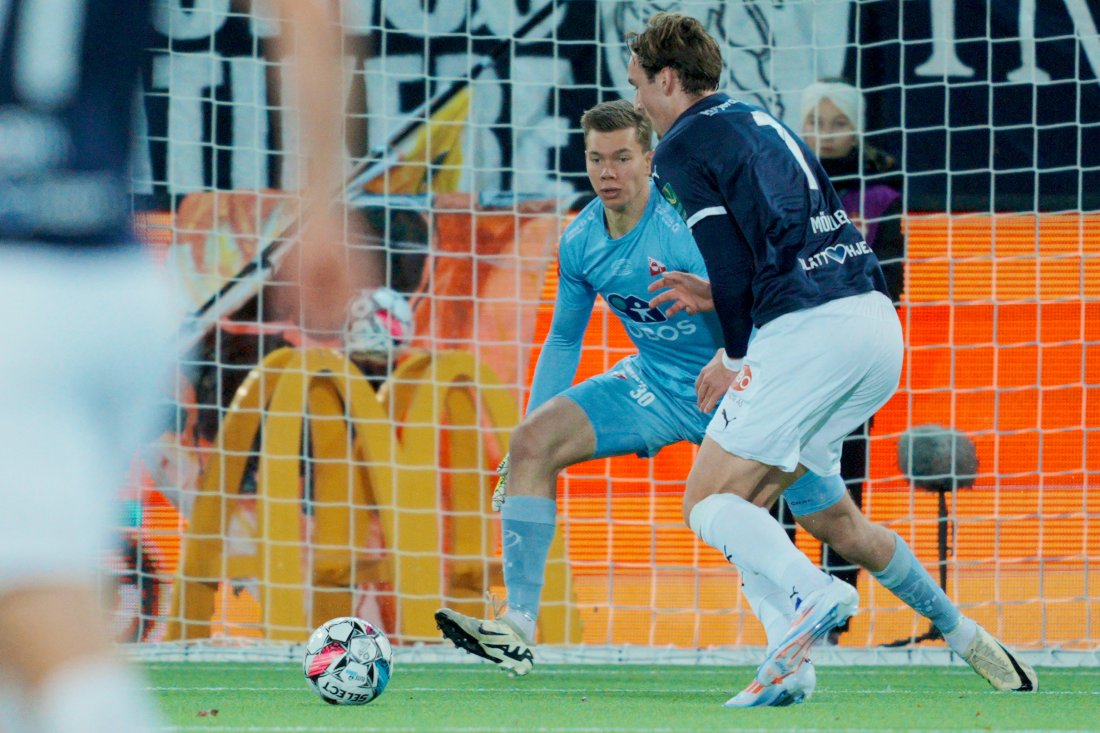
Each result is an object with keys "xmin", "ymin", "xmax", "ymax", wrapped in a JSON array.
[{"xmin": 137, "ymin": 1, "xmax": 1098, "ymax": 211}]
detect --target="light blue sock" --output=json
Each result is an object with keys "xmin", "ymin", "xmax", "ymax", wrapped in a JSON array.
[
  {"xmin": 872, "ymin": 532, "xmax": 962, "ymax": 634},
  {"xmin": 501, "ymin": 495, "xmax": 557, "ymax": 620}
]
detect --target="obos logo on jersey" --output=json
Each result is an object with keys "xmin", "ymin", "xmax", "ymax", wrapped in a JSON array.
[
  {"xmin": 606, "ymin": 293, "xmax": 665, "ymax": 323},
  {"xmin": 606, "ymin": 292, "xmax": 699, "ymax": 342}
]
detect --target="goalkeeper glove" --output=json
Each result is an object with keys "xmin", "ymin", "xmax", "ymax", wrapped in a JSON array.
[{"xmin": 491, "ymin": 453, "xmax": 510, "ymax": 511}]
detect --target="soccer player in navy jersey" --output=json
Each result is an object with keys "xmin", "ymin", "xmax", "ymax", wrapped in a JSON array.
[
  {"xmin": 626, "ymin": 12, "xmax": 1037, "ymax": 705},
  {"xmin": 436, "ymin": 100, "xmax": 817, "ymax": 704},
  {"xmin": 0, "ymin": 2, "xmax": 355, "ymax": 731}
]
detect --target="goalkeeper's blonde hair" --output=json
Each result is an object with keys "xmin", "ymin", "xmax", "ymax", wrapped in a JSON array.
[{"xmin": 580, "ymin": 99, "xmax": 653, "ymax": 152}]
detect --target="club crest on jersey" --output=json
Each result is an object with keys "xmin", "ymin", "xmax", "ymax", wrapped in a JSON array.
[
  {"xmin": 648, "ymin": 257, "xmax": 667, "ymax": 276},
  {"xmin": 732, "ymin": 364, "xmax": 752, "ymax": 391},
  {"xmin": 605, "ymin": 293, "xmax": 666, "ymax": 323}
]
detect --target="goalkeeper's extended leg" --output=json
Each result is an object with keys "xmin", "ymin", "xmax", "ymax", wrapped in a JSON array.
[
  {"xmin": 870, "ymin": 530, "xmax": 1035, "ymax": 690},
  {"xmin": 437, "ymin": 396, "xmax": 596, "ymax": 674}
]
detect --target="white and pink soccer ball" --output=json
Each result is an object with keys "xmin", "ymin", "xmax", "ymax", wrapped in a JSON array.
[{"xmin": 303, "ymin": 616, "xmax": 393, "ymax": 705}]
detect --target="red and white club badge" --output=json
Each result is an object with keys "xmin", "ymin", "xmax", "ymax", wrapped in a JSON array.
[{"xmin": 732, "ymin": 364, "xmax": 753, "ymax": 391}]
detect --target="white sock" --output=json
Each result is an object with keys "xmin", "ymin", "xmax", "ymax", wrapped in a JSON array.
[
  {"xmin": 741, "ymin": 569, "xmax": 797, "ymax": 651},
  {"xmin": 943, "ymin": 616, "xmax": 978, "ymax": 653},
  {"xmin": 690, "ymin": 493, "xmax": 830, "ymax": 598},
  {"xmin": 32, "ymin": 657, "xmax": 163, "ymax": 733},
  {"xmin": 502, "ymin": 609, "xmax": 536, "ymax": 642}
]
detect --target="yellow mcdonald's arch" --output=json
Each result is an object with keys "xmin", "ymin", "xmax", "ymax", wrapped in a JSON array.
[{"xmin": 165, "ymin": 347, "xmax": 581, "ymax": 643}]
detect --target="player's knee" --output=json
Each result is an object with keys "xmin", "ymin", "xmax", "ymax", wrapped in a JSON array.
[
  {"xmin": 509, "ymin": 419, "xmax": 550, "ymax": 468},
  {"xmin": 681, "ymin": 473, "xmax": 713, "ymax": 527},
  {"xmin": 810, "ymin": 508, "xmax": 881, "ymax": 564},
  {"xmin": 510, "ymin": 413, "xmax": 577, "ymax": 476},
  {"xmin": 822, "ymin": 528, "xmax": 862, "ymax": 561}
]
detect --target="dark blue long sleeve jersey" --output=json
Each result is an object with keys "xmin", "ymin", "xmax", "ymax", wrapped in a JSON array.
[{"xmin": 652, "ymin": 93, "xmax": 889, "ymax": 358}]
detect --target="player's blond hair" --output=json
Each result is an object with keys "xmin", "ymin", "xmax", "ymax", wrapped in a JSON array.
[
  {"xmin": 627, "ymin": 12, "xmax": 721, "ymax": 96},
  {"xmin": 580, "ymin": 99, "xmax": 653, "ymax": 152}
]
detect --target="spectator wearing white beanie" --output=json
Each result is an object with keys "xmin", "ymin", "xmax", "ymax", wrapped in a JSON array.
[{"xmin": 799, "ymin": 79, "xmax": 864, "ymax": 159}]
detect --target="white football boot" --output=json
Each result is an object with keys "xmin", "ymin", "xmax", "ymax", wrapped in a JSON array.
[
  {"xmin": 435, "ymin": 608, "xmax": 534, "ymax": 676},
  {"xmin": 958, "ymin": 625, "xmax": 1038, "ymax": 692},
  {"xmin": 725, "ymin": 660, "xmax": 816, "ymax": 707},
  {"xmin": 755, "ymin": 578, "xmax": 858, "ymax": 687}
]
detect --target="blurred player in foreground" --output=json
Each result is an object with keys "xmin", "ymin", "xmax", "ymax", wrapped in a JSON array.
[
  {"xmin": 0, "ymin": 2, "xmax": 356, "ymax": 731},
  {"xmin": 436, "ymin": 99, "xmax": 827, "ymax": 705},
  {"xmin": 627, "ymin": 12, "xmax": 1037, "ymax": 705}
]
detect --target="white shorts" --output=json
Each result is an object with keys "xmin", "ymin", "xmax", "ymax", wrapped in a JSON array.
[
  {"xmin": 706, "ymin": 291, "xmax": 902, "ymax": 476},
  {"xmin": 0, "ymin": 244, "xmax": 178, "ymax": 590}
]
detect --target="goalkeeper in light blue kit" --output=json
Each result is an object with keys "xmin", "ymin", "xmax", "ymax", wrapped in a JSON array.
[{"xmin": 436, "ymin": 99, "xmax": 821, "ymax": 705}]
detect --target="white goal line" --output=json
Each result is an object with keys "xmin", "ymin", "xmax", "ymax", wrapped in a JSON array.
[{"xmin": 124, "ymin": 640, "xmax": 1098, "ymax": 668}]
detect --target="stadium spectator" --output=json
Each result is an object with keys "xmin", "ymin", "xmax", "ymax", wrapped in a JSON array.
[
  {"xmin": 628, "ymin": 11, "xmax": 1036, "ymax": 705},
  {"xmin": 435, "ymin": 99, "xmax": 816, "ymax": 705},
  {"xmin": 0, "ymin": 2, "xmax": 356, "ymax": 732}
]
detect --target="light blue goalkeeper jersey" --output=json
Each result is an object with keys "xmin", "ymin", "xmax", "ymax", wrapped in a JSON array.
[{"xmin": 527, "ymin": 181, "xmax": 723, "ymax": 414}]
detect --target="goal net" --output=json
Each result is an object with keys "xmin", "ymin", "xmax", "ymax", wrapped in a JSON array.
[{"xmin": 121, "ymin": 0, "xmax": 1099, "ymax": 663}]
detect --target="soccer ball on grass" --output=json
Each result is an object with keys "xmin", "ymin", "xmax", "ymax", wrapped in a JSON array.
[{"xmin": 303, "ymin": 616, "xmax": 393, "ymax": 705}]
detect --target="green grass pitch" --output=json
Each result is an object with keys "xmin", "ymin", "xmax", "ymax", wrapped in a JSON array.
[{"xmin": 150, "ymin": 662, "xmax": 1098, "ymax": 731}]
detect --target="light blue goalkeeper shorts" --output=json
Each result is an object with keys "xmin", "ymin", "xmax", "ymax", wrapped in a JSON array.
[{"xmin": 560, "ymin": 355, "xmax": 711, "ymax": 459}]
